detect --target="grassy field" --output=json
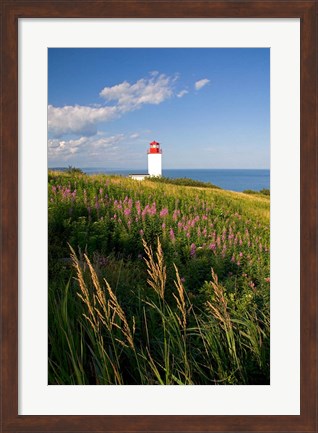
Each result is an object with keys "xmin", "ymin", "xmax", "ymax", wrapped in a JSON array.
[{"xmin": 48, "ymin": 171, "xmax": 270, "ymax": 385}]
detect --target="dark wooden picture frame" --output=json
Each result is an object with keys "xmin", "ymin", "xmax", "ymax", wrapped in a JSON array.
[{"xmin": 1, "ymin": 1, "xmax": 317, "ymax": 432}]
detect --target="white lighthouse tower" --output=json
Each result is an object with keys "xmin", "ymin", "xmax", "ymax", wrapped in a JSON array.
[{"xmin": 148, "ymin": 140, "xmax": 162, "ymax": 177}]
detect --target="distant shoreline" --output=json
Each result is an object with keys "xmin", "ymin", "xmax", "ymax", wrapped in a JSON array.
[{"xmin": 49, "ymin": 168, "xmax": 270, "ymax": 192}]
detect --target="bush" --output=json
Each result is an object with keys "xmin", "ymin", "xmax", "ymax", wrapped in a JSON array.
[
  {"xmin": 243, "ymin": 188, "xmax": 270, "ymax": 196},
  {"xmin": 147, "ymin": 176, "xmax": 221, "ymax": 189},
  {"xmin": 65, "ymin": 166, "xmax": 84, "ymax": 175}
]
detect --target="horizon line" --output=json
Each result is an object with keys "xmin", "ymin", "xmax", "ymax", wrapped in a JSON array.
[{"xmin": 48, "ymin": 166, "xmax": 270, "ymax": 171}]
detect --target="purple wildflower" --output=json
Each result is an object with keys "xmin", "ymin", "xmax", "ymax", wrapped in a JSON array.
[
  {"xmin": 190, "ymin": 243, "xmax": 196, "ymax": 257},
  {"xmin": 160, "ymin": 208, "xmax": 169, "ymax": 218}
]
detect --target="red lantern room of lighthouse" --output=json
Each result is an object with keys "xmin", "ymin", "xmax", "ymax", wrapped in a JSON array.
[
  {"xmin": 148, "ymin": 140, "xmax": 162, "ymax": 154},
  {"xmin": 147, "ymin": 141, "xmax": 162, "ymax": 177}
]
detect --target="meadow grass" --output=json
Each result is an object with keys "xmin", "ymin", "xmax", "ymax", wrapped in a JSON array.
[{"xmin": 48, "ymin": 172, "xmax": 270, "ymax": 385}]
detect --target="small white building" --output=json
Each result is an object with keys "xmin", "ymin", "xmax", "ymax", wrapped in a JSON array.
[
  {"xmin": 129, "ymin": 140, "xmax": 163, "ymax": 181},
  {"xmin": 129, "ymin": 174, "xmax": 150, "ymax": 181}
]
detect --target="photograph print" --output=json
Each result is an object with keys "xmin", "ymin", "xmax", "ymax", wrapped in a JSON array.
[{"xmin": 48, "ymin": 48, "xmax": 270, "ymax": 385}]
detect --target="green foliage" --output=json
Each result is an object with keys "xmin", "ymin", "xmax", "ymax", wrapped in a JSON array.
[
  {"xmin": 65, "ymin": 165, "xmax": 84, "ymax": 175},
  {"xmin": 147, "ymin": 176, "xmax": 221, "ymax": 189},
  {"xmin": 243, "ymin": 188, "xmax": 270, "ymax": 196},
  {"xmin": 48, "ymin": 172, "xmax": 270, "ymax": 385},
  {"xmin": 260, "ymin": 188, "xmax": 270, "ymax": 196}
]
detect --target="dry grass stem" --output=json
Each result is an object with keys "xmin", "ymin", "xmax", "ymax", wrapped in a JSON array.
[
  {"xmin": 206, "ymin": 269, "xmax": 239, "ymax": 368},
  {"xmin": 71, "ymin": 245, "xmax": 134, "ymax": 350},
  {"xmin": 104, "ymin": 278, "xmax": 135, "ymax": 350},
  {"xmin": 142, "ymin": 237, "xmax": 166, "ymax": 300},
  {"xmin": 70, "ymin": 245, "xmax": 99, "ymax": 333},
  {"xmin": 206, "ymin": 269, "xmax": 231, "ymax": 327},
  {"xmin": 173, "ymin": 263, "xmax": 187, "ymax": 329}
]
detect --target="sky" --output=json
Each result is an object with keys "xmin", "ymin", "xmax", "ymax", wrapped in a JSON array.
[{"xmin": 48, "ymin": 48, "xmax": 270, "ymax": 169}]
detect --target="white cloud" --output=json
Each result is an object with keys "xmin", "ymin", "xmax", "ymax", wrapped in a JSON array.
[
  {"xmin": 48, "ymin": 104, "xmax": 118, "ymax": 137},
  {"xmin": 177, "ymin": 90, "xmax": 188, "ymax": 98},
  {"xmin": 48, "ymin": 131, "xmax": 153, "ymax": 167},
  {"xmin": 99, "ymin": 73, "xmax": 174, "ymax": 112},
  {"xmin": 48, "ymin": 73, "xmax": 176, "ymax": 137},
  {"xmin": 48, "ymin": 133, "xmax": 124, "ymax": 160},
  {"xmin": 130, "ymin": 133, "xmax": 140, "ymax": 139},
  {"xmin": 194, "ymin": 78, "xmax": 210, "ymax": 90}
]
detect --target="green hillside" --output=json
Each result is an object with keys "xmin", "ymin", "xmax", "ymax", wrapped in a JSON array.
[{"xmin": 48, "ymin": 172, "xmax": 270, "ymax": 385}]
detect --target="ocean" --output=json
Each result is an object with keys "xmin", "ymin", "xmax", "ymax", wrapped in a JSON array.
[
  {"xmin": 51, "ymin": 168, "xmax": 270, "ymax": 192},
  {"xmin": 80, "ymin": 168, "xmax": 270, "ymax": 192}
]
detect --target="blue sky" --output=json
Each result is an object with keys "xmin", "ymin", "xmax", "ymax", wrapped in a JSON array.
[{"xmin": 48, "ymin": 48, "xmax": 269, "ymax": 169}]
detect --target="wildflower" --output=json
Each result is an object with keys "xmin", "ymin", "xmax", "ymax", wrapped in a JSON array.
[
  {"xmin": 160, "ymin": 208, "xmax": 169, "ymax": 218},
  {"xmin": 173, "ymin": 209, "xmax": 180, "ymax": 221},
  {"xmin": 169, "ymin": 228, "xmax": 175, "ymax": 242},
  {"xmin": 149, "ymin": 202, "xmax": 157, "ymax": 215},
  {"xmin": 139, "ymin": 229, "xmax": 144, "ymax": 236},
  {"xmin": 190, "ymin": 243, "xmax": 196, "ymax": 257},
  {"xmin": 142, "ymin": 205, "xmax": 149, "ymax": 218},
  {"xmin": 209, "ymin": 243, "xmax": 216, "ymax": 251},
  {"xmin": 135, "ymin": 201, "xmax": 141, "ymax": 215}
]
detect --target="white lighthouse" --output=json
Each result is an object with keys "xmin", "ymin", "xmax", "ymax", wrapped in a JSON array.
[
  {"xmin": 148, "ymin": 140, "xmax": 162, "ymax": 177},
  {"xmin": 129, "ymin": 140, "xmax": 162, "ymax": 181}
]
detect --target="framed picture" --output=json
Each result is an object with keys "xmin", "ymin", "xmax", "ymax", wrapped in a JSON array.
[{"xmin": 1, "ymin": 1, "xmax": 317, "ymax": 432}]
